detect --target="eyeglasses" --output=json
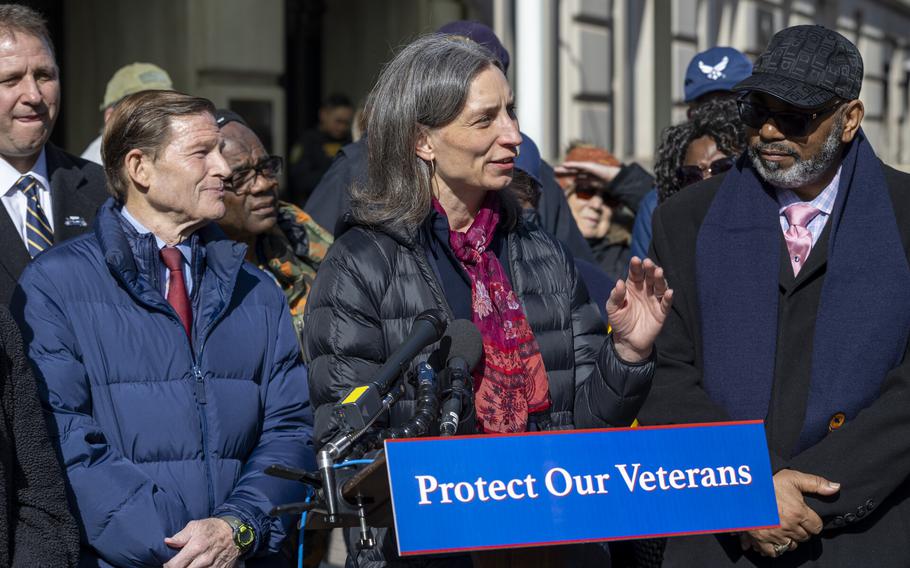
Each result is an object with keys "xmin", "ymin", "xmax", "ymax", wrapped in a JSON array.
[
  {"xmin": 225, "ymin": 155, "xmax": 283, "ymax": 195},
  {"xmin": 736, "ymin": 95, "xmax": 843, "ymax": 138},
  {"xmin": 676, "ymin": 156, "xmax": 736, "ymax": 188}
]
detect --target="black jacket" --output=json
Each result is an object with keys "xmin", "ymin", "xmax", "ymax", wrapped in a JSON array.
[
  {"xmin": 0, "ymin": 305, "xmax": 79, "ymax": 566},
  {"xmin": 640, "ymin": 165, "xmax": 910, "ymax": 567},
  {"xmin": 0, "ymin": 144, "xmax": 107, "ymax": 305},
  {"xmin": 303, "ymin": 138, "xmax": 365, "ymax": 236},
  {"xmin": 304, "ymin": 211, "xmax": 652, "ymax": 567},
  {"xmin": 304, "ymin": 212, "xmax": 654, "ymax": 445}
]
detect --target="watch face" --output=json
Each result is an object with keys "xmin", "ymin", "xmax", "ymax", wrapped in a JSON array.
[{"xmin": 235, "ymin": 523, "xmax": 255, "ymax": 549}]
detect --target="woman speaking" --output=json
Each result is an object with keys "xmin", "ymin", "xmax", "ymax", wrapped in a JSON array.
[{"xmin": 303, "ymin": 33, "xmax": 672, "ymax": 563}]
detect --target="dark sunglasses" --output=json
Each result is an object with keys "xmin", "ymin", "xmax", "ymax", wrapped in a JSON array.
[
  {"xmin": 676, "ymin": 156, "xmax": 735, "ymax": 188},
  {"xmin": 572, "ymin": 185, "xmax": 600, "ymax": 200},
  {"xmin": 736, "ymin": 95, "xmax": 843, "ymax": 137},
  {"xmin": 571, "ymin": 186, "xmax": 622, "ymax": 208},
  {"xmin": 225, "ymin": 155, "xmax": 283, "ymax": 195}
]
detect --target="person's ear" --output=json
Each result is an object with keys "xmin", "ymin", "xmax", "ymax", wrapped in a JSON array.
[
  {"xmin": 840, "ymin": 99, "xmax": 865, "ymax": 143},
  {"xmin": 415, "ymin": 127, "xmax": 435, "ymax": 162},
  {"xmin": 125, "ymin": 149, "xmax": 152, "ymax": 191}
]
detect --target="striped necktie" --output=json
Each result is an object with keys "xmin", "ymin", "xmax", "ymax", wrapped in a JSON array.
[{"xmin": 16, "ymin": 175, "xmax": 53, "ymax": 257}]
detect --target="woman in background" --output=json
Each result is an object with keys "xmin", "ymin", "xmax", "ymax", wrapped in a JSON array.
[{"xmin": 631, "ymin": 98, "xmax": 746, "ymax": 258}]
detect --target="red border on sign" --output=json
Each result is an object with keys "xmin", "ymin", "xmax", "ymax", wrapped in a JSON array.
[
  {"xmin": 398, "ymin": 523, "xmax": 780, "ymax": 556},
  {"xmin": 385, "ymin": 419, "xmax": 765, "ymax": 444}
]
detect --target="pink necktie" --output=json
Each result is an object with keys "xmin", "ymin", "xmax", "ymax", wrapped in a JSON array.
[{"xmin": 784, "ymin": 203, "xmax": 821, "ymax": 276}]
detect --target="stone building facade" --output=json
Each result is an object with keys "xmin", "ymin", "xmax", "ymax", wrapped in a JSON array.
[{"xmin": 535, "ymin": 0, "xmax": 910, "ymax": 169}]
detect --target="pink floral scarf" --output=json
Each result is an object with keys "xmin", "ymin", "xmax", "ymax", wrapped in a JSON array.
[{"xmin": 433, "ymin": 194, "xmax": 550, "ymax": 433}]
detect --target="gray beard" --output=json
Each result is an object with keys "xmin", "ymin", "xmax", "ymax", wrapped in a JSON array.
[{"xmin": 747, "ymin": 120, "xmax": 844, "ymax": 189}]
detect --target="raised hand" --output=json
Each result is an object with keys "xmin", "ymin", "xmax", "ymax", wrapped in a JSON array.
[
  {"xmin": 606, "ymin": 257, "xmax": 673, "ymax": 362},
  {"xmin": 556, "ymin": 161, "xmax": 622, "ymax": 183}
]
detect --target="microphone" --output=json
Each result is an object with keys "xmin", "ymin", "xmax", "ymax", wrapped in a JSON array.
[
  {"xmin": 372, "ymin": 309, "xmax": 447, "ymax": 394},
  {"xmin": 322, "ymin": 310, "xmax": 446, "ymax": 523},
  {"xmin": 336, "ymin": 309, "xmax": 447, "ymax": 432},
  {"xmin": 438, "ymin": 320, "xmax": 483, "ymax": 435}
]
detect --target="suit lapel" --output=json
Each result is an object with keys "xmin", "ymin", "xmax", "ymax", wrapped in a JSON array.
[
  {"xmin": 46, "ymin": 143, "xmax": 91, "ymax": 243},
  {"xmin": 0, "ymin": 198, "xmax": 30, "ymax": 282}
]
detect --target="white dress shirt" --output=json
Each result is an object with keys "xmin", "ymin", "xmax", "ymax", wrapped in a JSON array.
[
  {"xmin": 0, "ymin": 148, "xmax": 54, "ymax": 246},
  {"xmin": 81, "ymin": 134, "xmax": 102, "ymax": 166},
  {"xmin": 775, "ymin": 165, "xmax": 842, "ymax": 247}
]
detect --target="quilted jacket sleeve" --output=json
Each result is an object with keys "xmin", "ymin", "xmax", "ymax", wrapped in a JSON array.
[
  {"xmin": 212, "ymin": 290, "xmax": 315, "ymax": 557},
  {"xmin": 303, "ymin": 229, "xmax": 390, "ymax": 445},
  {"xmin": 12, "ymin": 264, "xmax": 190, "ymax": 567}
]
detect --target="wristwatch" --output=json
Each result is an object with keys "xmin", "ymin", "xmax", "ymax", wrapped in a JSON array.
[{"xmin": 220, "ymin": 515, "xmax": 255, "ymax": 555}]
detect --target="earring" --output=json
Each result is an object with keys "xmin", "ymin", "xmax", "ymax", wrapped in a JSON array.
[{"xmin": 516, "ymin": 146, "xmax": 521, "ymax": 157}]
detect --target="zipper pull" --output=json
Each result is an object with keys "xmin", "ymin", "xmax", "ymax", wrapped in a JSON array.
[{"xmin": 192, "ymin": 366, "xmax": 206, "ymax": 404}]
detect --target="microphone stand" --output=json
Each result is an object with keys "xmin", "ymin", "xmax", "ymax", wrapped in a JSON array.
[
  {"xmin": 268, "ymin": 365, "xmax": 442, "ymax": 558},
  {"xmin": 318, "ymin": 382, "xmax": 405, "ymax": 524}
]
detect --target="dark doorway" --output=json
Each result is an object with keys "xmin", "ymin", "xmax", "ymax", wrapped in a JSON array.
[{"xmin": 285, "ymin": 0, "xmax": 325, "ymax": 159}]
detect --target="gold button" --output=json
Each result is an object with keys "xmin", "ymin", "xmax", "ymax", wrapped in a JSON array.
[{"xmin": 829, "ymin": 412, "xmax": 846, "ymax": 431}]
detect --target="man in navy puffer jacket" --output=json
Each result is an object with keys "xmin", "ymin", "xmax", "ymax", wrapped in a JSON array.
[{"xmin": 10, "ymin": 90, "xmax": 315, "ymax": 567}]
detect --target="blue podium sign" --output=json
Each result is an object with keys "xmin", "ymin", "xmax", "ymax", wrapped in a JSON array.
[{"xmin": 384, "ymin": 421, "xmax": 778, "ymax": 556}]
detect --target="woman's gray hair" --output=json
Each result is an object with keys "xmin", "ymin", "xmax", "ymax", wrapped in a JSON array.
[{"xmin": 352, "ymin": 33, "xmax": 503, "ymax": 231}]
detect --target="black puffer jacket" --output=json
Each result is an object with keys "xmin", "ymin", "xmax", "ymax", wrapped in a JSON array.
[{"xmin": 304, "ymin": 212, "xmax": 654, "ymax": 444}]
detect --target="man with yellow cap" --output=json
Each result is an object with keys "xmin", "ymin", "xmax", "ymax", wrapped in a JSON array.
[{"xmin": 80, "ymin": 62, "xmax": 172, "ymax": 165}]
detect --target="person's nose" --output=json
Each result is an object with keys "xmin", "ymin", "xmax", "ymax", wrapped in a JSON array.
[
  {"xmin": 499, "ymin": 114, "xmax": 522, "ymax": 152},
  {"xmin": 760, "ymin": 119, "xmax": 787, "ymax": 142},
  {"xmin": 248, "ymin": 171, "xmax": 276, "ymax": 195},
  {"xmin": 588, "ymin": 194, "xmax": 604, "ymax": 210},
  {"xmin": 18, "ymin": 75, "xmax": 42, "ymax": 106},
  {"xmin": 211, "ymin": 149, "xmax": 232, "ymax": 181}
]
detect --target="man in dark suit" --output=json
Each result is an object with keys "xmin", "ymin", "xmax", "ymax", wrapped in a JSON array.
[
  {"xmin": 0, "ymin": 5, "xmax": 106, "ymax": 304},
  {"xmin": 640, "ymin": 25, "xmax": 910, "ymax": 566}
]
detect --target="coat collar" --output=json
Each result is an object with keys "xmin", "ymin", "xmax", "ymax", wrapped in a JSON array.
[{"xmin": 94, "ymin": 198, "xmax": 247, "ymax": 329}]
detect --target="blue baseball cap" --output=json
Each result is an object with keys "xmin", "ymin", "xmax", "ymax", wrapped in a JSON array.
[
  {"xmin": 514, "ymin": 132, "xmax": 541, "ymax": 187},
  {"xmin": 684, "ymin": 47, "xmax": 753, "ymax": 102}
]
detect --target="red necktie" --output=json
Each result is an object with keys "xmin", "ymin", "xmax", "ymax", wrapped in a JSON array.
[{"xmin": 160, "ymin": 246, "xmax": 192, "ymax": 338}]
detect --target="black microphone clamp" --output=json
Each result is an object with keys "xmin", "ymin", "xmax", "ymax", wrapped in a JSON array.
[{"xmin": 440, "ymin": 358, "xmax": 470, "ymax": 435}]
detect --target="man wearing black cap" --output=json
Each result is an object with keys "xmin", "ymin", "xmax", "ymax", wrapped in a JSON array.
[
  {"xmin": 638, "ymin": 25, "xmax": 910, "ymax": 566},
  {"xmin": 215, "ymin": 108, "xmax": 333, "ymax": 344}
]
